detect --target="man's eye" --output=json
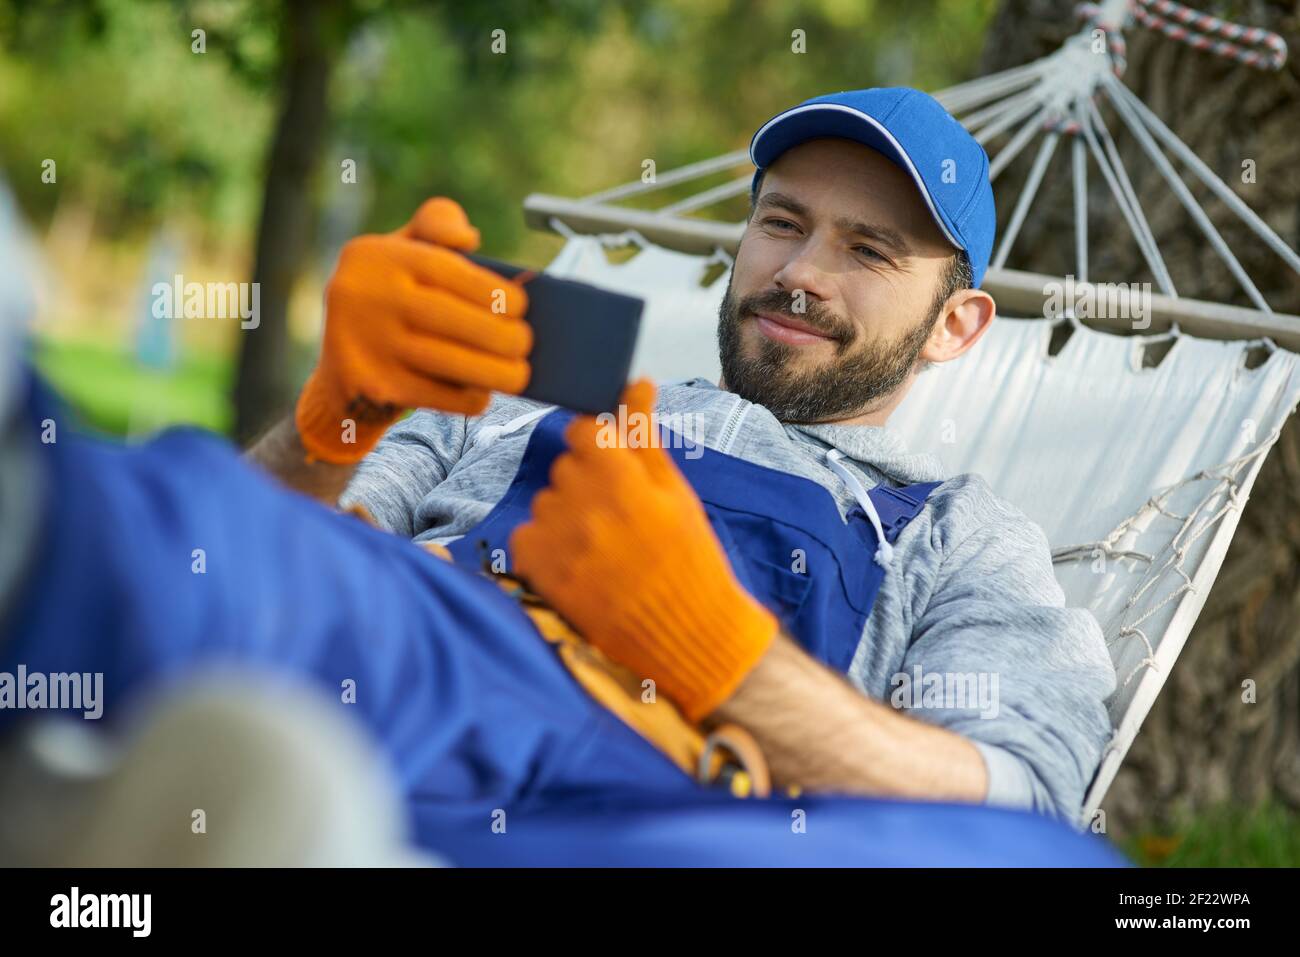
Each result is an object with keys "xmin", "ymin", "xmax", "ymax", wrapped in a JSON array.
[
  {"xmin": 854, "ymin": 245, "xmax": 886, "ymax": 262},
  {"xmin": 764, "ymin": 218, "xmax": 798, "ymax": 232}
]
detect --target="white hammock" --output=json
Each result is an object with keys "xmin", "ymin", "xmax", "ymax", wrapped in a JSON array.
[{"xmin": 528, "ymin": 0, "xmax": 1300, "ymax": 825}]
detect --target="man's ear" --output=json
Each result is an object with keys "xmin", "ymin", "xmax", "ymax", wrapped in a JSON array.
[{"xmin": 925, "ymin": 289, "xmax": 996, "ymax": 364}]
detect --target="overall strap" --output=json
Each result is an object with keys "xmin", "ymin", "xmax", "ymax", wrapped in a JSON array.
[
  {"xmin": 868, "ymin": 480, "xmax": 945, "ymax": 541},
  {"xmin": 826, "ymin": 447, "xmax": 945, "ymax": 568}
]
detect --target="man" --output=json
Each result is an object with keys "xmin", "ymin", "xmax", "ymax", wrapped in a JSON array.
[
  {"xmin": 0, "ymin": 181, "xmax": 1122, "ymax": 866},
  {"xmin": 250, "ymin": 87, "xmax": 1117, "ymax": 822}
]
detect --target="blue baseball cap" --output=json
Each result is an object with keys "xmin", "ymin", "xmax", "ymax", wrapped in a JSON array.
[{"xmin": 749, "ymin": 87, "xmax": 997, "ymax": 287}]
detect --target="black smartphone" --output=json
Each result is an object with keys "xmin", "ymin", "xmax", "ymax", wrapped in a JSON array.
[{"xmin": 465, "ymin": 253, "xmax": 644, "ymax": 415}]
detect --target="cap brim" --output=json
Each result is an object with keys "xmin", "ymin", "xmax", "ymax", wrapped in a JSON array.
[{"xmin": 749, "ymin": 103, "xmax": 962, "ymax": 252}]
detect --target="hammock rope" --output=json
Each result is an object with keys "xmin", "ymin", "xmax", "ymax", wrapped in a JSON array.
[
  {"xmin": 933, "ymin": 0, "xmax": 1299, "ymax": 313},
  {"xmin": 1133, "ymin": 0, "xmax": 1287, "ymax": 70},
  {"xmin": 1052, "ymin": 400, "xmax": 1285, "ymax": 694},
  {"xmin": 1076, "ymin": 0, "xmax": 1288, "ymax": 77}
]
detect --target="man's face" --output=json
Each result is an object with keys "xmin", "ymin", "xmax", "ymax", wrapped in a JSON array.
[{"xmin": 718, "ymin": 137, "xmax": 960, "ymax": 423}]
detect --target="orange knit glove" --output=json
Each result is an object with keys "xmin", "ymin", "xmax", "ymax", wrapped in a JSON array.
[
  {"xmin": 510, "ymin": 380, "xmax": 778, "ymax": 722},
  {"xmin": 296, "ymin": 198, "xmax": 532, "ymax": 463}
]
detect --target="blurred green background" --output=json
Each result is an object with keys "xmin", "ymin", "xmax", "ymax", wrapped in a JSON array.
[
  {"xmin": 3, "ymin": 0, "xmax": 1297, "ymax": 865},
  {"xmin": 1, "ymin": 0, "xmax": 992, "ymax": 438}
]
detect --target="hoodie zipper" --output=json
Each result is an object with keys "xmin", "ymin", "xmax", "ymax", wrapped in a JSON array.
[{"xmin": 716, "ymin": 395, "xmax": 750, "ymax": 455}]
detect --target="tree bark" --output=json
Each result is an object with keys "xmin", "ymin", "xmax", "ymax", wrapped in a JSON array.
[
  {"xmin": 981, "ymin": 0, "xmax": 1300, "ymax": 836},
  {"xmin": 232, "ymin": 0, "xmax": 345, "ymax": 442}
]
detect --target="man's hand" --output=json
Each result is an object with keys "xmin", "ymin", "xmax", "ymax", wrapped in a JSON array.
[
  {"xmin": 295, "ymin": 198, "xmax": 533, "ymax": 464},
  {"xmin": 510, "ymin": 380, "xmax": 778, "ymax": 722},
  {"xmin": 510, "ymin": 381, "xmax": 991, "ymax": 804}
]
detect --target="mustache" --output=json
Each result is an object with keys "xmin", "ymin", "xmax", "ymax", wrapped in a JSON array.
[{"xmin": 735, "ymin": 289, "xmax": 854, "ymax": 343}]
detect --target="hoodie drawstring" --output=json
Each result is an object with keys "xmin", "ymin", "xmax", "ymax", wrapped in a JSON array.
[{"xmin": 825, "ymin": 448, "xmax": 894, "ymax": 570}]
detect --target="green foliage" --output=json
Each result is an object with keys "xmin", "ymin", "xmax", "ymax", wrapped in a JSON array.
[
  {"xmin": 2, "ymin": 0, "xmax": 999, "ymax": 432},
  {"xmin": 0, "ymin": 0, "xmax": 273, "ymax": 235},
  {"xmin": 2, "ymin": 0, "xmax": 997, "ymax": 252},
  {"xmin": 1122, "ymin": 802, "xmax": 1300, "ymax": 867},
  {"xmin": 32, "ymin": 334, "xmax": 234, "ymax": 435}
]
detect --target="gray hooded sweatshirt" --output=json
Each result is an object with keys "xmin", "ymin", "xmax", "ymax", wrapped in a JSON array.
[{"xmin": 341, "ymin": 378, "xmax": 1117, "ymax": 823}]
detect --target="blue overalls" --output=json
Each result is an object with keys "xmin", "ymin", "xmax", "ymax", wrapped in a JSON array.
[
  {"xmin": 450, "ymin": 408, "xmax": 942, "ymax": 674},
  {"xmin": 1, "ymin": 379, "xmax": 1125, "ymax": 864}
]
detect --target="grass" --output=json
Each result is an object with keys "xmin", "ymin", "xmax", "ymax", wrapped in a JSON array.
[
  {"xmin": 1121, "ymin": 802, "xmax": 1300, "ymax": 867},
  {"xmin": 31, "ymin": 336, "xmax": 234, "ymax": 437}
]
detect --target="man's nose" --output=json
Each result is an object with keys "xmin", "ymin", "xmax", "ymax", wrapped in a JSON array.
[{"xmin": 772, "ymin": 239, "xmax": 833, "ymax": 304}]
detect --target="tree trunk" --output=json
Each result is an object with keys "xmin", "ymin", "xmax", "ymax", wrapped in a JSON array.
[
  {"xmin": 981, "ymin": 0, "xmax": 1300, "ymax": 837},
  {"xmin": 232, "ymin": 0, "xmax": 345, "ymax": 442}
]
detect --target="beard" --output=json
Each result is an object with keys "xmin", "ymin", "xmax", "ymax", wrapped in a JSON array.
[{"xmin": 716, "ymin": 279, "xmax": 939, "ymax": 423}]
